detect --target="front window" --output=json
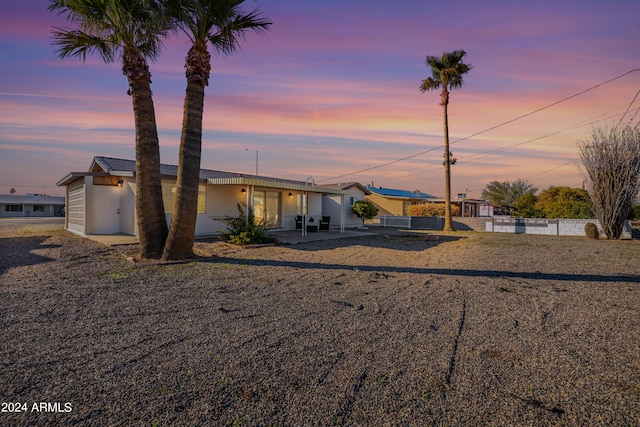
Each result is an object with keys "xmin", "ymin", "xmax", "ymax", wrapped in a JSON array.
[
  {"xmin": 5, "ymin": 205, "xmax": 22, "ymax": 212},
  {"xmin": 34, "ymin": 205, "xmax": 45, "ymax": 212}
]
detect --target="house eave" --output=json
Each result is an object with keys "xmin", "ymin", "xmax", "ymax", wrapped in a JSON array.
[
  {"xmin": 207, "ymin": 177, "xmax": 352, "ymax": 195},
  {"xmin": 56, "ymin": 172, "xmax": 109, "ymax": 187}
]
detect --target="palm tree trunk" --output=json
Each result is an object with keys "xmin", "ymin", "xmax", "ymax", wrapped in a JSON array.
[
  {"xmin": 442, "ymin": 91, "xmax": 454, "ymax": 232},
  {"xmin": 163, "ymin": 77, "xmax": 205, "ymax": 260},
  {"xmin": 128, "ymin": 61, "xmax": 168, "ymax": 258}
]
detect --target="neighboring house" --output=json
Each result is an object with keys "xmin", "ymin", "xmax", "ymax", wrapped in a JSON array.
[
  {"xmin": 56, "ymin": 156, "xmax": 353, "ymax": 237},
  {"xmin": 365, "ymin": 185, "xmax": 436, "ymax": 216},
  {"xmin": 322, "ymin": 182, "xmax": 372, "ymax": 228},
  {"xmin": 425, "ymin": 194, "xmax": 494, "ymax": 217},
  {"xmin": 0, "ymin": 194, "xmax": 65, "ymax": 218}
]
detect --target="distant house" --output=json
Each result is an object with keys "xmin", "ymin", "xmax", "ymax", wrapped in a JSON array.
[
  {"xmin": 424, "ymin": 194, "xmax": 494, "ymax": 217},
  {"xmin": 0, "ymin": 194, "xmax": 65, "ymax": 218},
  {"xmin": 56, "ymin": 156, "xmax": 356, "ymax": 237},
  {"xmin": 365, "ymin": 186, "xmax": 436, "ymax": 216},
  {"xmin": 365, "ymin": 186, "xmax": 492, "ymax": 218}
]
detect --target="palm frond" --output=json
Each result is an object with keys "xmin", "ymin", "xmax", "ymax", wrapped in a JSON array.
[{"xmin": 51, "ymin": 27, "xmax": 117, "ymax": 63}]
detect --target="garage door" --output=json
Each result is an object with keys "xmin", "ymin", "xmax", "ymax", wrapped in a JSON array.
[{"xmin": 67, "ymin": 182, "xmax": 85, "ymax": 234}]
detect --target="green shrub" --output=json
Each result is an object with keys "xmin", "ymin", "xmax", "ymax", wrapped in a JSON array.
[
  {"xmin": 585, "ymin": 222, "xmax": 599, "ymax": 239},
  {"xmin": 352, "ymin": 200, "xmax": 379, "ymax": 221},
  {"xmin": 220, "ymin": 203, "xmax": 278, "ymax": 246}
]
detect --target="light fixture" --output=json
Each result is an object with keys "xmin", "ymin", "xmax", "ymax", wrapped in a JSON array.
[
  {"xmin": 288, "ymin": 192, "xmax": 293, "ymax": 198},
  {"xmin": 117, "ymin": 180, "xmax": 123, "ymax": 187},
  {"xmin": 241, "ymin": 188, "xmax": 246, "ymax": 195}
]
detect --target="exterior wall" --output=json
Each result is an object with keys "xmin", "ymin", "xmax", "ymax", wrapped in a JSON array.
[
  {"xmin": 366, "ymin": 193, "xmax": 405, "ymax": 216},
  {"xmin": 322, "ymin": 190, "xmax": 366, "ymax": 228},
  {"xmin": 120, "ymin": 179, "xmax": 136, "ymax": 235},
  {"xmin": 281, "ymin": 190, "xmax": 299, "ymax": 230},
  {"xmin": 307, "ymin": 193, "xmax": 323, "ymax": 222}
]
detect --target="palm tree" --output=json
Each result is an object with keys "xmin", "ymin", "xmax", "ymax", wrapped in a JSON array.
[
  {"xmin": 420, "ymin": 50, "xmax": 472, "ymax": 231},
  {"xmin": 161, "ymin": 0, "xmax": 271, "ymax": 260},
  {"xmin": 49, "ymin": 0, "xmax": 169, "ymax": 258}
]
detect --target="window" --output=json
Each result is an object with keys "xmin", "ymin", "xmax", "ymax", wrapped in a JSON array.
[
  {"xmin": 34, "ymin": 205, "xmax": 45, "ymax": 212},
  {"xmin": 5, "ymin": 204, "xmax": 23, "ymax": 212},
  {"xmin": 161, "ymin": 183, "xmax": 206, "ymax": 214}
]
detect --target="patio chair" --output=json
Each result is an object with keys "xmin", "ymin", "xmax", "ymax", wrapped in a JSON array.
[{"xmin": 319, "ymin": 216, "xmax": 330, "ymax": 231}]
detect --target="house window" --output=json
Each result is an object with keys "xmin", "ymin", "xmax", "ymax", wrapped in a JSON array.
[
  {"xmin": 5, "ymin": 204, "xmax": 23, "ymax": 212},
  {"xmin": 349, "ymin": 196, "xmax": 357, "ymax": 205},
  {"xmin": 34, "ymin": 205, "xmax": 45, "ymax": 212},
  {"xmin": 161, "ymin": 183, "xmax": 206, "ymax": 214}
]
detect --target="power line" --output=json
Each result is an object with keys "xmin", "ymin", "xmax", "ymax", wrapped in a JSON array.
[{"xmin": 317, "ymin": 68, "xmax": 640, "ymax": 182}]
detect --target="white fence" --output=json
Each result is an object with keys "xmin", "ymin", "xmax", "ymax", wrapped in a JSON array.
[{"xmin": 367, "ymin": 215, "xmax": 412, "ymax": 228}]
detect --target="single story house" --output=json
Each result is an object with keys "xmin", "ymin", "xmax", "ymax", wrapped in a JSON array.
[
  {"xmin": 365, "ymin": 186, "xmax": 436, "ymax": 216},
  {"xmin": 424, "ymin": 195, "xmax": 494, "ymax": 217},
  {"xmin": 56, "ymin": 156, "xmax": 358, "ymax": 237},
  {"xmin": 0, "ymin": 194, "xmax": 65, "ymax": 218}
]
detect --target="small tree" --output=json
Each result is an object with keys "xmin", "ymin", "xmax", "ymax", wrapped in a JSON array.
[
  {"xmin": 352, "ymin": 200, "xmax": 379, "ymax": 226},
  {"xmin": 481, "ymin": 179, "xmax": 537, "ymax": 207},
  {"xmin": 579, "ymin": 124, "xmax": 640, "ymax": 239},
  {"xmin": 9, "ymin": 188, "xmax": 16, "ymax": 195},
  {"xmin": 534, "ymin": 186, "xmax": 593, "ymax": 219}
]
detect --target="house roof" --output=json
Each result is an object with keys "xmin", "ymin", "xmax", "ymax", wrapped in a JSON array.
[
  {"xmin": 58, "ymin": 156, "xmax": 352, "ymax": 195},
  {"xmin": 0, "ymin": 195, "xmax": 65, "ymax": 205},
  {"xmin": 366, "ymin": 185, "xmax": 436, "ymax": 199},
  {"xmin": 323, "ymin": 182, "xmax": 372, "ymax": 195}
]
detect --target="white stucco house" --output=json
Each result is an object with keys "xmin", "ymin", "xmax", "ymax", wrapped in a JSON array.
[{"xmin": 56, "ymin": 156, "xmax": 362, "ymax": 237}]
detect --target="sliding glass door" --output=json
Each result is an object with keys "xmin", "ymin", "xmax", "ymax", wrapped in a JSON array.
[{"xmin": 254, "ymin": 191, "xmax": 280, "ymax": 228}]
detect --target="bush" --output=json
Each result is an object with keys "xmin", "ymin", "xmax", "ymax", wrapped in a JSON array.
[
  {"xmin": 407, "ymin": 203, "xmax": 460, "ymax": 217},
  {"xmin": 220, "ymin": 203, "xmax": 278, "ymax": 246},
  {"xmin": 352, "ymin": 200, "xmax": 379, "ymax": 221},
  {"xmin": 585, "ymin": 222, "xmax": 599, "ymax": 239},
  {"xmin": 407, "ymin": 204, "xmax": 429, "ymax": 216}
]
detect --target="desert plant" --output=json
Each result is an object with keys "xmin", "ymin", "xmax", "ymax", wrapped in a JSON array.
[
  {"xmin": 220, "ymin": 203, "xmax": 277, "ymax": 246},
  {"xmin": 579, "ymin": 124, "xmax": 640, "ymax": 239},
  {"xmin": 585, "ymin": 222, "xmax": 599, "ymax": 239}
]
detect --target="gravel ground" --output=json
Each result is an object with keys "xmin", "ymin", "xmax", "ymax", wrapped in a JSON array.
[{"xmin": 1, "ymin": 222, "xmax": 639, "ymax": 426}]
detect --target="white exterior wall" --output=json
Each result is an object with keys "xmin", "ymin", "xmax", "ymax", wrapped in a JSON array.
[
  {"xmin": 322, "ymin": 190, "xmax": 366, "ymax": 228},
  {"xmin": 281, "ymin": 190, "xmax": 299, "ymax": 230},
  {"xmin": 121, "ymin": 179, "xmax": 137, "ymax": 235}
]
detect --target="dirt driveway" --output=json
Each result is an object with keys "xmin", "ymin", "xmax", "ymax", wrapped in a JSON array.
[{"xmin": 1, "ymin": 223, "xmax": 639, "ymax": 426}]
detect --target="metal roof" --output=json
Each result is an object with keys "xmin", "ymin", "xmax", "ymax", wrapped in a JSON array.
[
  {"xmin": 207, "ymin": 177, "xmax": 352, "ymax": 195},
  {"xmin": 366, "ymin": 186, "xmax": 436, "ymax": 199}
]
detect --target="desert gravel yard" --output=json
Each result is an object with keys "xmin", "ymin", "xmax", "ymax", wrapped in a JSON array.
[{"xmin": 1, "ymin": 222, "xmax": 639, "ymax": 426}]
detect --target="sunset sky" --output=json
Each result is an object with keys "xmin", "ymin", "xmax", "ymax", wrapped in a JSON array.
[{"xmin": 1, "ymin": 0, "xmax": 639, "ymax": 198}]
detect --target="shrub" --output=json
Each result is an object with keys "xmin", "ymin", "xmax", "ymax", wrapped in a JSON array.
[
  {"xmin": 407, "ymin": 204, "xmax": 429, "ymax": 216},
  {"xmin": 408, "ymin": 203, "xmax": 460, "ymax": 217},
  {"xmin": 352, "ymin": 200, "xmax": 379, "ymax": 221},
  {"xmin": 585, "ymin": 222, "xmax": 599, "ymax": 239},
  {"xmin": 220, "ymin": 203, "xmax": 278, "ymax": 246}
]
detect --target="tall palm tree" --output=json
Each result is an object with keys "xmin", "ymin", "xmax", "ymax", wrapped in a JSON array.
[
  {"xmin": 161, "ymin": 0, "xmax": 271, "ymax": 260},
  {"xmin": 49, "ymin": 0, "xmax": 169, "ymax": 258},
  {"xmin": 420, "ymin": 50, "xmax": 472, "ymax": 232}
]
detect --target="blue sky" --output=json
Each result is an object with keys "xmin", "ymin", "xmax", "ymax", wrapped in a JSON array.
[{"xmin": 1, "ymin": 0, "xmax": 639, "ymax": 197}]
